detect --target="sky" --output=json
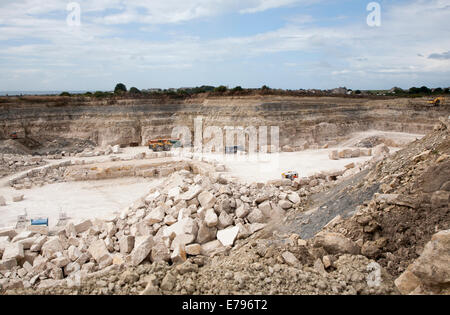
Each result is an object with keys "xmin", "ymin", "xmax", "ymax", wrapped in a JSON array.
[{"xmin": 0, "ymin": 0, "xmax": 449, "ymax": 91}]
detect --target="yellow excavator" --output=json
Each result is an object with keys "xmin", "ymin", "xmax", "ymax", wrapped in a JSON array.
[{"xmin": 427, "ymin": 97, "xmax": 444, "ymax": 106}]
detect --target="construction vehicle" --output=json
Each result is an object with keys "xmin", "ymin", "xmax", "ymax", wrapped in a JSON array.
[
  {"xmin": 148, "ymin": 138, "xmax": 181, "ymax": 152},
  {"xmin": 282, "ymin": 171, "xmax": 299, "ymax": 180},
  {"xmin": 427, "ymin": 97, "xmax": 444, "ymax": 106},
  {"xmin": 225, "ymin": 146, "xmax": 245, "ymax": 154},
  {"xmin": 31, "ymin": 218, "xmax": 49, "ymax": 226}
]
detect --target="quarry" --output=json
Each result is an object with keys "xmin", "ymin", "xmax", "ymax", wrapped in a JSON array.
[{"xmin": 0, "ymin": 94, "xmax": 449, "ymax": 295}]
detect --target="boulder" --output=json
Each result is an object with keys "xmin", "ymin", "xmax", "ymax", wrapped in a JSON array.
[
  {"xmin": 88, "ymin": 239, "xmax": 111, "ymax": 265},
  {"xmin": 218, "ymin": 211, "xmax": 233, "ymax": 229},
  {"xmin": 328, "ymin": 150, "xmax": 339, "ymax": 160},
  {"xmin": 287, "ymin": 192, "xmax": 300, "ymax": 204},
  {"xmin": 12, "ymin": 231, "xmax": 35, "ymax": 243},
  {"xmin": 281, "ymin": 251, "xmax": 300, "ymax": 267},
  {"xmin": 278, "ymin": 200, "xmax": 293, "ymax": 210},
  {"xmin": 0, "ymin": 228, "xmax": 17, "ymax": 239},
  {"xmin": 12, "ymin": 194, "xmax": 24, "ymax": 202},
  {"xmin": 313, "ymin": 232, "xmax": 360, "ymax": 255},
  {"xmin": 27, "ymin": 225, "xmax": 49, "ymax": 236},
  {"xmin": 145, "ymin": 207, "xmax": 165, "ymax": 225},
  {"xmin": 119, "ymin": 235, "xmax": 135, "ymax": 255},
  {"xmin": 74, "ymin": 219, "xmax": 93, "ymax": 234},
  {"xmin": 204, "ymin": 209, "xmax": 218, "ymax": 228},
  {"xmin": 41, "ymin": 237, "xmax": 64, "ymax": 259},
  {"xmin": 201, "ymin": 240, "xmax": 226, "ymax": 257},
  {"xmin": 196, "ymin": 222, "xmax": 217, "ymax": 244},
  {"xmin": 66, "ymin": 245, "xmax": 81, "ymax": 262},
  {"xmin": 198, "ymin": 191, "xmax": 217, "ymax": 209},
  {"xmin": 2, "ymin": 242, "xmax": 24, "ymax": 261},
  {"xmin": 247, "ymin": 208, "xmax": 265, "ymax": 224},
  {"xmin": 185, "ymin": 243, "xmax": 202, "ymax": 256},
  {"xmin": 258, "ymin": 201, "xmax": 272, "ymax": 217},
  {"xmin": 395, "ymin": 269, "xmax": 422, "ymax": 295},
  {"xmin": 30, "ymin": 235, "xmax": 48, "ymax": 252},
  {"xmin": 181, "ymin": 185, "xmax": 203, "ymax": 201},
  {"xmin": 0, "ymin": 258, "xmax": 17, "ymax": 270},
  {"xmin": 217, "ymin": 226, "xmax": 239, "ymax": 247},
  {"xmin": 150, "ymin": 239, "xmax": 171, "ymax": 263},
  {"xmin": 373, "ymin": 144, "xmax": 390, "ymax": 157},
  {"xmin": 236, "ymin": 204, "xmax": 250, "ymax": 218},
  {"xmin": 130, "ymin": 236, "xmax": 154, "ymax": 266},
  {"xmin": 170, "ymin": 234, "xmax": 195, "ymax": 251},
  {"xmin": 431, "ymin": 191, "xmax": 449, "ymax": 208},
  {"xmin": 171, "ymin": 243, "xmax": 187, "ymax": 265},
  {"xmin": 409, "ymin": 229, "xmax": 450, "ymax": 287}
]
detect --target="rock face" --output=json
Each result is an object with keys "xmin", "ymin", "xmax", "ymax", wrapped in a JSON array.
[{"xmin": 395, "ymin": 229, "xmax": 450, "ymax": 294}]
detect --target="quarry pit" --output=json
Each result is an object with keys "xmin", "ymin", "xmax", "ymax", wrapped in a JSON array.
[{"xmin": 0, "ymin": 94, "xmax": 448, "ymax": 295}]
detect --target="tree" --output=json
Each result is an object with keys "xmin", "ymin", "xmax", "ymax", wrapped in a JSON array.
[
  {"xmin": 232, "ymin": 86, "xmax": 243, "ymax": 93},
  {"xmin": 60, "ymin": 92, "xmax": 71, "ymax": 96},
  {"xmin": 419, "ymin": 86, "xmax": 431, "ymax": 94},
  {"xmin": 214, "ymin": 86, "xmax": 228, "ymax": 93},
  {"xmin": 261, "ymin": 85, "xmax": 270, "ymax": 90},
  {"xmin": 354, "ymin": 90, "xmax": 362, "ymax": 95},
  {"xmin": 114, "ymin": 83, "xmax": 127, "ymax": 94},
  {"xmin": 409, "ymin": 87, "xmax": 420, "ymax": 94},
  {"xmin": 129, "ymin": 87, "xmax": 141, "ymax": 94}
]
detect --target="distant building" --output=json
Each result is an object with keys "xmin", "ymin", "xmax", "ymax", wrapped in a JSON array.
[{"xmin": 331, "ymin": 87, "xmax": 348, "ymax": 94}]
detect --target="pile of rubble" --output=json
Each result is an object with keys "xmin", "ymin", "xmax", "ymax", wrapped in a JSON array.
[
  {"xmin": 0, "ymin": 154, "xmax": 46, "ymax": 178},
  {"xmin": 0, "ymin": 165, "xmax": 305, "ymax": 292},
  {"xmin": 327, "ymin": 144, "xmax": 390, "ymax": 161},
  {"xmin": 324, "ymin": 118, "xmax": 450, "ymax": 294}
]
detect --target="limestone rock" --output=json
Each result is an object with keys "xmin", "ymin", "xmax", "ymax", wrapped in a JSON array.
[
  {"xmin": 41, "ymin": 237, "xmax": 64, "ymax": 259},
  {"xmin": 88, "ymin": 239, "xmax": 111, "ymax": 265},
  {"xmin": 409, "ymin": 229, "xmax": 450, "ymax": 287},
  {"xmin": 2, "ymin": 243, "xmax": 24, "ymax": 261},
  {"xmin": 247, "ymin": 208, "xmax": 265, "ymax": 224},
  {"xmin": 217, "ymin": 226, "xmax": 239, "ymax": 247},
  {"xmin": 198, "ymin": 191, "xmax": 216, "ymax": 209},
  {"xmin": 313, "ymin": 232, "xmax": 360, "ymax": 255},
  {"xmin": 74, "ymin": 219, "xmax": 93, "ymax": 234},
  {"xmin": 281, "ymin": 251, "xmax": 300, "ymax": 267},
  {"xmin": 186, "ymin": 243, "xmax": 202, "ymax": 256},
  {"xmin": 130, "ymin": 236, "xmax": 154, "ymax": 266},
  {"xmin": 204, "ymin": 209, "xmax": 218, "ymax": 227},
  {"xmin": 119, "ymin": 235, "xmax": 135, "ymax": 255}
]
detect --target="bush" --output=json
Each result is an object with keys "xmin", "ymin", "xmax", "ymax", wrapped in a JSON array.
[
  {"xmin": 214, "ymin": 86, "xmax": 228, "ymax": 93},
  {"xmin": 60, "ymin": 92, "xmax": 71, "ymax": 97},
  {"xmin": 354, "ymin": 90, "xmax": 362, "ymax": 95},
  {"xmin": 129, "ymin": 87, "xmax": 141, "ymax": 94},
  {"xmin": 114, "ymin": 83, "xmax": 127, "ymax": 94}
]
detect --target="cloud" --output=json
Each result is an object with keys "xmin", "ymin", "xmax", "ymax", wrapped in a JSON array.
[
  {"xmin": 428, "ymin": 51, "xmax": 450, "ymax": 60},
  {"xmin": 0, "ymin": 0, "xmax": 449, "ymax": 90}
]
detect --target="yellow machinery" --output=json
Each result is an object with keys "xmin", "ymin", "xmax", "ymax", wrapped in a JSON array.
[
  {"xmin": 427, "ymin": 97, "xmax": 444, "ymax": 106},
  {"xmin": 282, "ymin": 171, "xmax": 299, "ymax": 180},
  {"xmin": 148, "ymin": 139, "xmax": 181, "ymax": 152}
]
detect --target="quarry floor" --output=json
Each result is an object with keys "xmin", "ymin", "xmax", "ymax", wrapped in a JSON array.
[{"xmin": 0, "ymin": 130, "xmax": 423, "ymax": 230}]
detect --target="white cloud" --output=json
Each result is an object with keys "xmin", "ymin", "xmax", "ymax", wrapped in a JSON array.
[{"xmin": 0, "ymin": 0, "xmax": 449, "ymax": 90}]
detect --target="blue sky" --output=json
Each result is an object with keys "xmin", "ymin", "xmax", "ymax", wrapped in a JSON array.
[{"xmin": 0, "ymin": 0, "xmax": 449, "ymax": 91}]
